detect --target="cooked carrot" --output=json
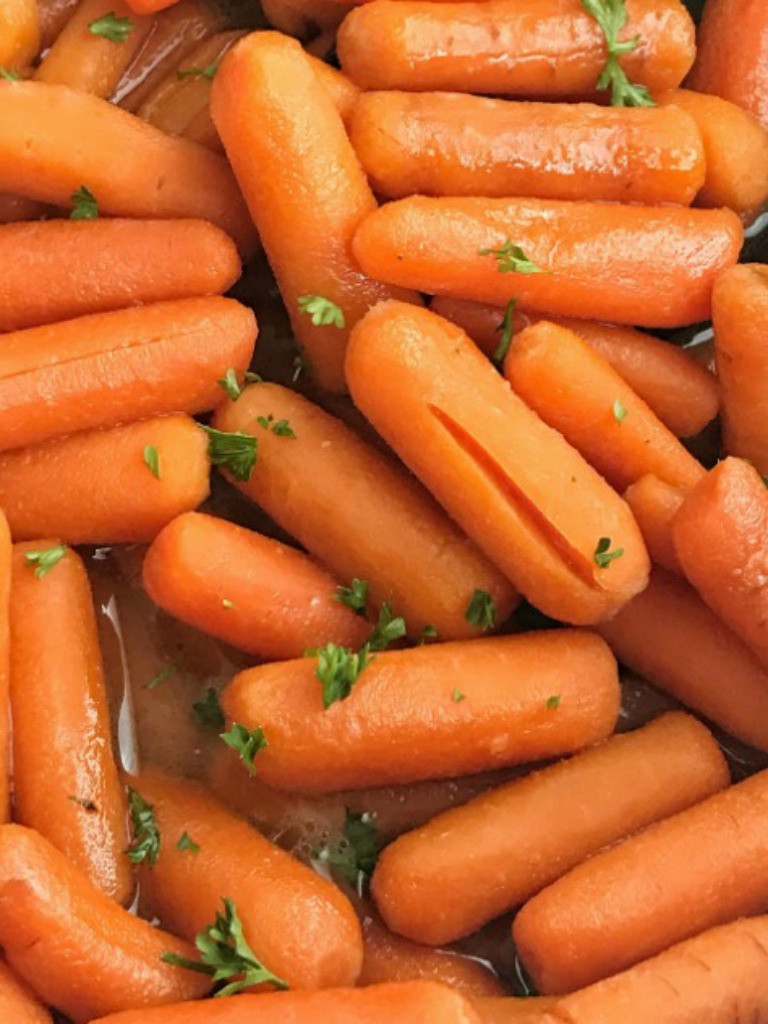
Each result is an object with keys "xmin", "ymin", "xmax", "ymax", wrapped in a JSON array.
[
  {"xmin": 713, "ymin": 264, "xmax": 768, "ymax": 473},
  {"xmin": 0, "ymin": 515, "xmax": 10, "ymax": 825},
  {"xmin": 0, "ymin": 218, "xmax": 241, "ymax": 331},
  {"xmin": 126, "ymin": 0, "xmax": 180, "ymax": 13},
  {"xmin": 143, "ymin": 512, "xmax": 371, "ymax": 657},
  {"xmin": 0, "ymin": 824, "xmax": 211, "ymax": 1021},
  {"xmin": 221, "ymin": 631, "xmax": 620, "ymax": 793},
  {"xmin": 349, "ymin": 92, "xmax": 705, "ymax": 206},
  {"xmin": 623, "ymin": 475, "xmax": 685, "ymax": 574},
  {"xmin": 308, "ymin": 54, "xmax": 360, "ymax": 122},
  {"xmin": 504, "ymin": 321, "xmax": 705, "ymax": 492},
  {"xmin": 10, "ymin": 543, "xmax": 131, "ymax": 903},
  {"xmin": 39, "ymin": 0, "xmax": 81, "ymax": 48},
  {"xmin": 430, "ymin": 299, "xmax": 719, "ymax": 438},
  {"xmin": 352, "ymin": 198, "xmax": 743, "ymax": 329},
  {"xmin": 212, "ymin": 382, "xmax": 516, "ymax": 640},
  {"xmin": 346, "ymin": 302, "xmax": 649, "ymax": 624},
  {"xmin": 0, "ymin": 961, "xmax": 52, "ymax": 1024},
  {"xmin": 0, "ymin": 0, "xmax": 40, "ymax": 69},
  {"xmin": 0, "ymin": 416, "xmax": 209, "ymax": 543},
  {"xmin": 210, "ymin": 31, "xmax": 419, "ymax": 392},
  {"xmin": 0, "ymin": 194, "xmax": 50, "ymax": 224},
  {"xmin": 372, "ymin": 712, "xmax": 727, "ymax": 946},
  {"xmin": 0, "ymin": 80, "xmax": 256, "ymax": 253},
  {"xmin": 0, "ymin": 296, "xmax": 256, "ymax": 452},
  {"xmin": 658, "ymin": 88, "xmax": 768, "ymax": 222},
  {"xmin": 597, "ymin": 567, "xmax": 768, "ymax": 752},
  {"xmin": 337, "ymin": 0, "xmax": 695, "ymax": 94},
  {"xmin": 474, "ymin": 997, "xmax": 557, "ymax": 1024}
]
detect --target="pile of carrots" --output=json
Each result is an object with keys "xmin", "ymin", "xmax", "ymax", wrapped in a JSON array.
[{"xmin": 2, "ymin": 0, "xmax": 768, "ymax": 1021}]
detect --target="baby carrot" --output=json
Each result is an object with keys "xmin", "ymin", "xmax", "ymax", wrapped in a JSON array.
[
  {"xmin": 513, "ymin": 766, "xmax": 768, "ymax": 994},
  {"xmin": 623, "ymin": 475, "xmax": 685, "ymax": 574},
  {"xmin": 143, "ymin": 512, "xmax": 371, "ymax": 658},
  {"xmin": 0, "ymin": 961, "xmax": 52, "ymax": 1024},
  {"xmin": 126, "ymin": 0, "xmax": 180, "ymax": 12},
  {"xmin": 308, "ymin": 54, "xmax": 360, "ymax": 122},
  {"xmin": 0, "ymin": 416, "xmax": 209, "ymax": 544},
  {"xmin": 210, "ymin": 31, "xmax": 419, "ymax": 392},
  {"xmin": 212, "ymin": 382, "xmax": 516, "ymax": 640},
  {"xmin": 0, "ymin": 824, "xmax": 211, "ymax": 1021},
  {"xmin": 0, "ymin": 296, "xmax": 256, "ymax": 452},
  {"xmin": 0, "ymin": 514, "xmax": 9, "ymax": 824},
  {"xmin": 0, "ymin": 80, "xmax": 256, "ymax": 253},
  {"xmin": 352, "ymin": 198, "xmax": 743, "ymax": 329},
  {"xmin": 349, "ymin": 92, "xmax": 705, "ymax": 206},
  {"xmin": 221, "ymin": 631, "xmax": 620, "ymax": 793},
  {"xmin": 504, "ymin": 321, "xmax": 705, "ymax": 492},
  {"xmin": 0, "ymin": 0, "xmax": 40, "ymax": 69},
  {"xmin": 0, "ymin": 218, "xmax": 241, "ymax": 332},
  {"xmin": 346, "ymin": 302, "xmax": 649, "ymax": 625},
  {"xmin": 474, "ymin": 998, "xmax": 557, "ymax": 1024},
  {"xmin": 337, "ymin": 0, "xmax": 695, "ymax": 95}
]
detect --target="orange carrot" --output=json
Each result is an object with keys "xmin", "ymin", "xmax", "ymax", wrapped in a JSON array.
[
  {"xmin": 474, "ymin": 997, "xmax": 557, "ymax": 1024},
  {"xmin": 0, "ymin": 218, "xmax": 241, "ymax": 331},
  {"xmin": 0, "ymin": 416, "xmax": 209, "ymax": 544},
  {"xmin": 0, "ymin": 296, "xmax": 256, "ymax": 452},
  {"xmin": 513, "ymin": 766, "xmax": 768, "ymax": 994},
  {"xmin": 596, "ymin": 567, "xmax": 768, "ymax": 752},
  {"xmin": 504, "ymin": 321, "xmax": 705, "ymax": 492},
  {"xmin": 346, "ymin": 302, "xmax": 649, "ymax": 625},
  {"xmin": 126, "ymin": 0, "xmax": 181, "ymax": 13},
  {"xmin": 0, "ymin": 80, "xmax": 256, "ymax": 253},
  {"xmin": 221, "ymin": 631, "xmax": 620, "ymax": 793},
  {"xmin": 430, "ymin": 298, "xmax": 720, "ymax": 438},
  {"xmin": 623, "ymin": 475, "xmax": 685, "ymax": 574},
  {"xmin": 0, "ymin": 515, "xmax": 10, "ymax": 825},
  {"xmin": 308, "ymin": 53, "xmax": 360, "ymax": 122},
  {"xmin": 0, "ymin": 961, "xmax": 52, "ymax": 1024},
  {"xmin": 349, "ymin": 92, "xmax": 705, "ymax": 205},
  {"xmin": 352, "ymin": 198, "xmax": 743, "ymax": 329},
  {"xmin": 0, "ymin": 0, "xmax": 40, "ymax": 69},
  {"xmin": 143, "ymin": 512, "xmax": 371, "ymax": 657},
  {"xmin": 0, "ymin": 824, "xmax": 211, "ymax": 1021},
  {"xmin": 212, "ymin": 382, "xmax": 516, "ymax": 640},
  {"xmin": 210, "ymin": 31, "xmax": 419, "ymax": 392}
]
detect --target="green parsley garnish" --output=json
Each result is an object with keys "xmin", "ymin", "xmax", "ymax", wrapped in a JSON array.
[
  {"xmin": 0, "ymin": 67, "xmax": 20, "ymax": 82},
  {"xmin": 336, "ymin": 578, "xmax": 369, "ymax": 616},
  {"xmin": 479, "ymin": 241, "xmax": 547, "ymax": 275},
  {"xmin": 143, "ymin": 444, "xmax": 161, "ymax": 479},
  {"xmin": 418, "ymin": 624, "xmax": 438, "ymax": 645},
  {"xmin": 125, "ymin": 788, "xmax": 161, "ymax": 866},
  {"xmin": 69, "ymin": 185, "xmax": 99, "ymax": 220},
  {"xmin": 311, "ymin": 642, "xmax": 373, "ymax": 709},
  {"xmin": 177, "ymin": 63, "xmax": 218, "ymax": 80},
  {"xmin": 612, "ymin": 398, "xmax": 628, "ymax": 423},
  {"xmin": 220, "ymin": 723, "xmax": 268, "ymax": 776},
  {"xmin": 25, "ymin": 544, "xmax": 67, "ymax": 579},
  {"xmin": 177, "ymin": 832, "xmax": 201, "ymax": 854},
  {"xmin": 256, "ymin": 414, "xmax": 296, "ymax": 439},
  {"xmin": 465, "ymin": 588, "xmax": 496, "ymax": 631},
  {"xmin": 452, "ymin": 688, "xmax": 466, "ymax": 703},
  {"xmin": 193, "ymin": 687, "xmax": 225, "ymax": 730},
  {"xmin": 594, "ymin": 536, "xmax": 625, "ymax": 568},
  {"xmin": 368, "ymin": 601, "xmax": 406, "ymax": 651},
  {"xmin": 581, "ymin": 0, "xmax": 655, "ymax": 107},
  {"xmin": 493, "ymin": 297, "xmax": 517, "ymax": 367},
  {"xmin": 88, "ymin": 12, "xmax": 134, "ymax": 42},
  {"xmin": 546, "ymin": 694, "xmax": 561, "ymax": 710},
  {"xmin": 201, "ymin": 426, "xmax": 258, "ymax": 482},
  {"xmin": 297, "ymin": 295, "xmax": 345, "ymax": 329},
  {"xmin": 221, "ymin": 598, "xmax": 234, "ymax": 609},
  {"xmin": 317, "ymin": 809, "xmax": 379, "ymax": 891},
  {"xmin": 146, "ymin": 665, "xmax": 175, "ymax": 690}
]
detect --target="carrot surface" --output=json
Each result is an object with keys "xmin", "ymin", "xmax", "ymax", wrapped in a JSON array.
[
  {"xmin": 0, "ymin": 0, "xmax": 40, "ymax": 69},
  {"xmin": 126, "ymin": 0, "xmax": 181, "ymax": 13},
  {"xmin": 308, "ymin": 54, "xmax": 360, "ymax": 122},
  {"xmin": 623, "ymin": 475, "xmax": 685, "ymax": 574},
  {"xmin": 475, "ymin": 998, "xmax": 557, "ymax": 1024},
  {"xmin": 0, "ymin": 515, "xmax": 10, "ymax": 825},
  {"xmin": 0, "ymin": 961, "xmax": 52, "ymax": 1024}
]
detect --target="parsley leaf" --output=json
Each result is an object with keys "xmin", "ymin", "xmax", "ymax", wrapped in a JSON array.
[
  {"xmin": 0, "ymin": 67, "xmax": 20, "ymax": 82},
  {"xmin": 218, "ymin": 368, "xmax": 243, "ymax": 401},
  {"xmin": 465, "ymin": 589, "xmax": 496, "ymax": 631},
  {"xmin": 311, "ymin": 642, "xmax": 373, "ymax": 709},
  {"xmin": 88, "ymin": 12, "xmax": 134, "ymax": 41},
  {"xmin": 297, "ymin": 295, "xmax": 345, "ymax": 329},
  {"xmin": 220, "ymin": 723, "xmax": 268, "ymax": 776},
  {"xmin": 177, "ymin": 832, "xmax": 200, "ymax": 854},
  {"xmin": 594, "ymin": 536, "xmax": 625, "ymax": 568},
  {"xmin": 612, "ymin": 398, "xmax": 628, "ymax": 423},
  {"xmin": 69, "ymin": 185, "xmax": 99, "ymax": 220},
  {"xmin": 493, "ymin": 298, "xmax": 517, "ymax": 367},
  {"xmin": 546, "ymin": 694, "xmax": 561, "ymax": 709},
  {"xmin": 581, "ymin": 0, "xmax": 655, "ymax": 107},
  {"xmin": 317, "ymin": 809, "xmax": 379, "ymax": 892},
  {"xmin": 336, "ymin": 578, "xmax": 369, "ymax": 616},
  {"xmin": 193, "ymin": 687, "xmax": 225, "ymax": 730},
  {"xmin": 201, "ymin": 426, "xmax": 257, "ymax": 482},
  {"xmin": 418, "ymin": 624, "xmax": 438, "ymax": 645},
  {"xmin": 25, "ymin": 544, "xmax": 67, "ymax": 579},
  {"xmin": 177, "ymin": 63, "xmax": 218, "ymax": 80},
  {"xmin": 146, "ymin": 665, "xmax": 175, "ymax": 690},
  {"xmin": 143, "ymin": 444, "xmax": 161, "ymax": 479},
  {"xmin": 221, "ymin": 598, "xmax": 234, "ymax": 609},
  {"xmin": 256, "ymin": 414, "xmax": 297, "ymax": 439},
  {"xmin": 125, "ymin": 788, "xmax": 161, "ymax": 866},
  {"xmin": 479, "ymin": 241, "xmax": 547, "ymax": 275},
  {"xmin": 367, "ymin": 601, "xmax": 406, "ymax": 651},
  {"xmin": 452, "ymin": 688, "xmax": 466, "ymax": 703}
]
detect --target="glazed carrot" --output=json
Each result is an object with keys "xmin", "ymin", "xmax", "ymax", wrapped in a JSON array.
[
  {"xmin": 143, "ymin": 512, "xmax": 371, "ymax": 657},
  {"xmin": 0, "ymin": 824, "xmax": 211, "ymax": 1021},
  {"xmin": 597, "ymin": 568, "xmax": 768, "ymax": 752},
  {"xmin": 623, "ymin": 475, "xmax": 685, "ymax": 574},
  {"xmin": 0, "ymin": 296, "xmax": 256, "ymax": 452},
  {"xmin": 0, "ymin": 219, "xmax": 241, "ymax": 331},
  {"xmin": 308, "ymin": 54, "xmax": 360, "ymax": 122},
  {"xmin": 10, "ymin": 544, "xmax": 131, "ymax": 903},
  {"xmin": 221, "ymin": 631, "xmax": 620, "ymax": 792},
  {"xmin": 504, "ymin": 321, "xmax": 705, "ymax": 492},
  {"xmin": 0, "ymin": 0, "xmax": 40, "ymax": 69},
  {"xmin": 658, "ymin": 88, "xmax": 768, "ymax": 222},
  {"xmin": 474, "ymin": 998, "xmax": 557, "ymax": 1024},
  {"xmin": 0, "ymin": 416, "xmax": 209, "ymax": 544},
  {"xmin": 0, "ymin": 515, "xmax": 9, "ymax": 825},
  {"xmin": 212, "ymin": 382, "xmax": 516, "ymax": 640},
  {"xmin": 352, "ymin": 198, "xmax": 743, "ymax": 329},
  {"xmin": 346, "ymin": 302, "xmax": 649, "ymax": 624},
  {"xmin": 210, "ymin": 32, "xmax": 419, "ymax": 392},
  {"xmin": 349, "ymin": 92, "xmax": 705, "ymax": 206},
  {"xmin": 713, "ymin": 264, "xmax": 768, "ymax": 473},
  {"xmin": 688, "ymin": 0, "xmax": 768, "ymax": 133},
  {"xmin": 430, "ymin": 299, "xmax": 719, "ymax": 438},
  {"xmin": 337, "ymin": 0, "xmax": 695, "ymax": 94},
  {"xmin": 127, "ymin": 0, "xmax": 180, "ymax": 12},
  {"xmin": 513, "ymin": 766, "xmax": 768, "ymax": 994},
  {"xmin": 0, "ymin": 80, "xmax": 256, "ymax": 253},
  {"xmin": 372, "ymin": 712, "xmax": 727, "ymax": 946},
  {"xmin": 0, "ymin": 194, "xmax": 50, "ymax": 224},
  {"xmin": 0, "ymin": 961, "xmax": 52, "ymax": 1024}
]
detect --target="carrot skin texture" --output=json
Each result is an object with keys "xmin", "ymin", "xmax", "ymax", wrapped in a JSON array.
[
  {"xmin": 0, "ymin": 219, "xmax": 241, "ymax": 332},
  {"xmin": 221, "ymin": 631, "xmax": 620, "ymax": 793},
  {"xmin": 143, "ymin": 512, "xmax": 370, "ymax": 658},
  {"xmin": 623, "ymin": 475, "xmax": 685, "ymax": 574},
  {"xmin": 504, "ymin": 321, "xmax": 705, "ymax": 492},
  {"xmin": 0, "ymin": 824, "xmax": 211, "ymax": 1022},
  {"xmin": 0, "ymin": 0, "xmax": 40, "ymax": 68},
  {"xmin": 337, "ymin": 0, "xmax": 695, "ymax": 95},
  {"xmin": 352, "ymin": 198, "xmax": 743, "ymax": 329},
  {"xmin": 372, "ymin": 712, "xmax": 727, "ymax": 946},
  {"xmin": 0, "ymin": 297, "xmax": 256, "ymax": 453},
  {"xmin": 349, "ymin": 93, "xmax": 705, "ymax": 206},
  {"xmin": 0, "ymin": 515, "xmax": 10, "ymax": 824},
  {"xmin": 346, "ymin": 302, "xmax": 649, "ymax": 625},
  {"xmin": 307, "ymin": 55, "xmax": 360, "ymax": 122},
  {"xmin": 0, "ymin": 961, "xmax": 52, "ymax": 1024},
  {"xmin": 212, "ymin": 382, "xmax": 516, "ymax": 640}
]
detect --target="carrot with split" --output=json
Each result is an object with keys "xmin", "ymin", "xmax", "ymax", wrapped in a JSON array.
[
  {"xmin": 0, "ymin": 0, "xmax": 40, "ymax": 69},
  {"xmin": 504, "ymin": 321, "xmax": 705, "ymax": 492},
  {"xmin": 0, "ymin": 416, "xmax": 209, "ymax": 544},
  {"xmin": 210, "ymin": 31, "xmax": 419, "ymax": 392},
  {"xmin": 352, "ymin": 198, "xmax": 743, "ymax": 329},
  {"xmin": 0, "ymin": 296, "xmax": 256, "ymax": 453},
  {"xmin": 0, "ymin": 824, "xmax": 211, "ymax": 1021},
  {"xmin": 212, "ymin": 382, "xmax": 515, "ymax": 640},
  {"xmin": 0, "ymin": 515, "xmax": 10, "ymax": 825},
  {"xmin": 349, "ymin": 92, "xmax": 705, "ymax": 206},
  {"xmin": 623, "ymin": 475, "xmax": 684, "ymax": 574},
  {"xmin": 221, "ymin": 631, "xmax": 620, "ymax": 793},
  {"xmin": 346, "ymin": 302, "xmax": 649, "ymax": 625},
  {"xmin": 143, "ymin": 512, "xmax": 371, "ymax": 658},
  {"xmin": 0, "ymin": 219, "xmax": 241, "ymax": 332},
  {"xmin": 0, "ymin": 961, "xmax": 52, "ymax": 1024}
]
